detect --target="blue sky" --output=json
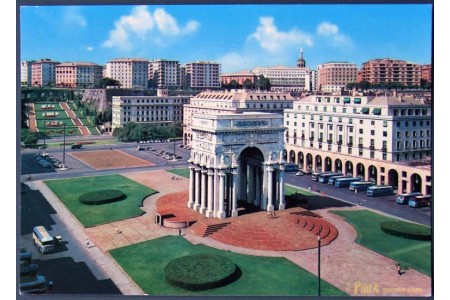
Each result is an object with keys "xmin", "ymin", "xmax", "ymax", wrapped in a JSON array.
[{"xmin": 20, "ymin": 4, "xmax": 432, "ymax": 72}]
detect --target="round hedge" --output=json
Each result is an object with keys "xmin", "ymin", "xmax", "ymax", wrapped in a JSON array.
[
  {"xmin": 380, "ymin": 220, "xmax": 431, "ymax": 241},
  {"xmin": 164, "ymin": 254, "xmax": 240, "ymax": 291},
  {"xmin": 79, "ymin": 189, "xmax": 126, "ymax": 205}
]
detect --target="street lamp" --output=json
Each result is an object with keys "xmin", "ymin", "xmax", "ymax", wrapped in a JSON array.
[
  {"xmin": 60, "ymin": 122, "xmax": 68, "ymax": 170},
  {"xmin": 317, "ymin": 235, "xmax": 321, "ymax": 297}
]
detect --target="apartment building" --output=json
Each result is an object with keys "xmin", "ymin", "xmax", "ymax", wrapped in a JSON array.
[
  {"xmin": 183, "ymin": 89, "xmax": 295, "ymax": 145},
  {"xmin": 31, "ymin": 59, "xmax": 60, "ymax": 87},
  {"xmin": 21, "ymin": 61, "xmax": 34, "ymax": 86},
  {"xmin": 317, "ymin": 62, "xmax": 358, "ymax": 92},
  {"xmin": 105, "ymin": 58, "xmax": 148, "ymax": 89},
  {"xmin": 360, "ymin": 58, "xmax": 421, "ymax": 87},
  {"xmin": 112, "ymin": 89, "xmax": 190, "ymax": 129},
  {"xmin": 421, "ymin": 64, "xmax": 432, "ymax": 83},
  {"xmin": 185, "ymin": 61, "xmax": 221, "ymax": 90},
  {"xmin": 55, "ymin": 62, "xmax": 103, "ymax": 88},
  {"xmin": 284, "ymin": 93, "xmax": 431, "ymax": 194},
  {"xmin": 148, "ymin": 59, "xmax": 180, "ymax": 89}
]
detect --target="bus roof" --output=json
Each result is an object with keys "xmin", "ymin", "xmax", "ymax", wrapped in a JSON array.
[
  {"xmin": 368, "ymin": 185, "xmax": 393, "ymax": 189},
  {"xmin": 350, "ymin": 181, "xmax": 373, "ymax": 185},
  {"xmin": 335, "ymin": 177, "xmax": 361, "ymax": 181},
  {"xmin": 33, "ymin": 226, "xmax": 53, "ymax": 242}
]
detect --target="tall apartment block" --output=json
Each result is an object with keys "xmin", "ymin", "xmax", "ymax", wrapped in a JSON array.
[
  {"xmin": 31, "ymin": 59, "xmax": 60, "ymax": 87},
  {"xmin": 183, "ymin": 90, "xmax": 295, "ymax": 145},
  {"xmin": 55, "ymin": 62, "xmax": 103, "ymax": 88},
  {"xmin": 185, "ymin": 61, "xmax": 221, "ymax": 90},
  {"xmin": 421, "ymin": 64, "xmax": 432, "ymax": 83},
  {"xmin": 284, "ymin": 93, "xmax": 431, "ymax": 194},
  {"xmin": 360, "ymin": 58, "xmax": 421, "ymax": 87},
  {"xmin": 148, "ymin": 59, "xmax": 181, "ymax": 89},
  {"xmin": 317, "ymin": 62, "xmax": 358, "ymax": 92},
  {"xmin": 21, "ymin": 61, "xmax": 34, "ymax": 86},
  {"xmin": 105, "ymin": 58, "xmax": 148, "ymax": 89},
  {"xmin": 112, "ymin": 89, "xmax": 190, "ymax": 129}
]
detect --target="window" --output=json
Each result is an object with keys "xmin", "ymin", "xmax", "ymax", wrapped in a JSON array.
[
  {"xmin": 371, "ymin": 121, "xmax": 375, "ymax": 125},
  {"xmin": 302, "ymin": 123, "xmax": 305, "ymax": 128},
  {"xmin": 397, "ymin": 121, "xmax": 401, "ymax": 127},
  {"xmin": 382, "ymin": 153, "xmax": 387, "ymax": 160},
  {"xmin": 359, "ymin": 129, "xmax": 363, "ymax": 134},
  {"xmin": 383, "ymin": 131, "xmax": 387, "ymax": 137},
  {"xmin": 397, "ymin": 141, "xmax": 402, "ymax": 149},
  {"xmin": 360, "ymin": 120, "xmax": 363, "ymax": 124},
  {"xmin": 397, "ymin": 132, "xmax": 401, "ymax": 138},
  {"xmin": 324, "ymin": 107, "xmax": 327, "ymax": 112},
  {"xmin": 315, "ymin": 106, "xmax": 318, "ymax": 111},
  {"xmin": 383, "ymin": 121, "xmax": 388, "ymax": 127},
  {"xmin": 349, "ymin": 127, "xmax": 354, "ymax": 133},
  {"xmin": 405, "ymin": 132, "xmax": 409, "ymax": 137},
  {"xmin": 349, "ymin": 118, "xmax": 353, "ymax": 124},
  {"xmin": 328, "ymin": 117, "xmax": 332, "ymax": 122},
  {"xmin": 371, "ymin": 130, "xmax": 375, "ymax": 136},
  {"xmin": 343, "ymin": 108, "xmax": 347, "ymax": 113},
  {"xmin": 333, "ymin": 107, "xmax": 337, "ymax": 113},
  {"xmin": 338, "ymin": 117, "xmax": 342, "ymax": 123},
  {"xmin": 370, "ymin": 151, "xmax": 375, "ymax": 158},
  {"xmin": 353, "ymin": 108, "xmax": 357, "ymax": 113},
  {"xmin": 338, "ymin": 125, "xmax": 343, "ymax": 132},
  {"xmin": 319, "ymin": 123, "xmax": 324, "ymax": 129}
]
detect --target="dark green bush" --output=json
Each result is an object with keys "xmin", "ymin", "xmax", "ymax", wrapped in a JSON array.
[
  {"xmin": 79, "ymin": 189, "xmax": 126, "ymax": 205},
  {"xmin": 380, "ymin": 220, "xmax": 431, "ymax": 241},
  {"xmin": 164, "ymin": 254, "xmax": 240, "ymax": 291}
]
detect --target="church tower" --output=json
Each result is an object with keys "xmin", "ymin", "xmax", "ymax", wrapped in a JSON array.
[{"xmin": 297, "ymin": 48, "xmax": 306, "ymax": 68}]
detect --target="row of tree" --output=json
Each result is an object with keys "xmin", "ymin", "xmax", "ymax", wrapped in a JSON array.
[
  {"xmin": 346, "ymin": 79, "xmax": 431, "ymax": 91},
  {"xmin": 112, "ymin": 122, "xmax": 183, "ymax": 142},
  {"xmin": 221, "ymin": 75, "xmax": 272, "ymax": 91}
]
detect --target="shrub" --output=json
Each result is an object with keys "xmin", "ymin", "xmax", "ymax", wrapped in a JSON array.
[
  {"xmin": 380, "ymin": 220, "xmax": 431, "ymax": 241},
  {"xmin": 164, "ymin": 254, "xmax": 240, "ymax": 291},
  {"xmin": 79, "ymin": 189, "xmax": 126, "ymax": 205}
]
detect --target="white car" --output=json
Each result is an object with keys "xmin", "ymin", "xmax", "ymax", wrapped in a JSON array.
[{"xmin": 295, "ymin": 171, "xmax": 305, "ymax": 176}]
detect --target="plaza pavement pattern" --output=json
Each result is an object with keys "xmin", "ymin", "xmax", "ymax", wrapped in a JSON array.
[{"xmin": 29, "ymin": 169, "xmax": 432, "ymax": 297}]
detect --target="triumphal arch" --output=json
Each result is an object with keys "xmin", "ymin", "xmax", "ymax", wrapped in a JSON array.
[{"xmin": 187, "ymin": 112, "xmax": 286, "ymax": 219}]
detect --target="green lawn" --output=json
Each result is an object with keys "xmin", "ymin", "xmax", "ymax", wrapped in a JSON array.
[
  {"xmin": 45, "ymin": 175, "xmax": 158, "ymax": 227},
  {"xmin": 285, "ymin": 184, "xmax": 317, "ymax": 196},
  {"xmin": 331, "ymin": 210, "xmax": 431, "ymax": 276},
  {"xmin": 168, "ymin": 168, "xmax": 190, "ymax": 179},
  {"xmin": 109, "ymin": 236, "xmax": 347, "ymax": 296}
]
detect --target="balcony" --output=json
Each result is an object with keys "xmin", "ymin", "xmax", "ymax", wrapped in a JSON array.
[
  {"xmin": 337, "ymin": 140, "xmax": 342, "ymax": 145},
  {"xmin": 327, "ymin": 139, "xmax": 332, "ymax": 144},
  {"xmin": 382, "ymin": 147, "xmax": 387, "ymax": 152},
  {"xmin": 318, "ymin": 138, "xmax": 323, "ymax": 143},
  {"xmin": 301, "ymin": 135, "xmax": 305, "ymax": 140},
  {"xmin": 370, "ymin": 145, "xmax": 375, "ymax": 150},
  {"xmin": 347, "ymin": 142, "xmax": 353, "ymax": 147},
  {"xmin": 309, "ymin": 137, "xmax": 314, "ymax": 141},
  {"xmin": 358, "ymin": 143, "xmax": 363, "ymax": 148}
]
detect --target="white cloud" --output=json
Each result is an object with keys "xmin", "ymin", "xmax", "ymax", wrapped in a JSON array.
[
  {"xmin": 248, "ymin": 17, "xmax": 313, "ymax": 53},
  {"xmin": 102, "ymin": 6, "xmax": 200, "ymax": 51},
  {"xmin": 317, "ymin": 22, "xmax": 353, "ymax": 50},
  {"xmin": 63, "ymin": 7, "xmax": 87, "ymax": 28},
  {"xmin": 86, "ymin": 46, "xmax": 94, "ymax": 51}
]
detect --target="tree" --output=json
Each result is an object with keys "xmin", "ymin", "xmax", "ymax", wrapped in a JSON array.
[
  {"xmin": 21, "ymin": 130, "xmax": 39, "ymax": 147},
  {"xmin": 98, "ymin": 77, "xmax": 120, "ymax": 88},
  {"xmin": 256, "ymin": 75, "xmax": 271, "ymax": 91},
  {"xmin": 243, "ymin": 79, "xmax": 254, "ymax": 90}
]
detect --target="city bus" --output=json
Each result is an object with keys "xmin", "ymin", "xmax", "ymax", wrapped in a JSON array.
[
  {"xmin": 33, "ymin": 226, "xmax": 54, "ymax": 254},
  {"xmin": 19, "ymin": 274, "xmax": 47, "ymax": 294},
  {"xmin": 349, "ymin": 181, "xmax": 374, "ymax": 192},
  {"xmin": 284, "ymin": 163, "xmax": 299, "ymax": 172},
  {"xmin": 366, "ymin": 185, "xmax": 394, "ymax": 197},
  {"xmin": 311, "ymin": 172, "xmax": 324, "ymax": 181},
  {"xmin": 328, "ymin": 175, "xmax": 350, "ymax": 185},
  {"xmin": 334, "ymin": 177, "xmax": 362, "ymax": 188},
  {"xmin": 318, "ymin": 172, "xmax": 342, "ymax": 183},
  {"xmin": 396, "ymin": 192, "xmax": 423, "ymax": 205}
]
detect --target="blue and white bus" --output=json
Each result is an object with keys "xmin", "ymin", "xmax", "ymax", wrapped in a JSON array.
[
  {"xmin": 334, "ymin": 177, "xmax": 362, "ymax": 188},
  {"xmin": 349, "ymin": 181, "xmax": 374, "ymax": 192},
  {"xmin": 367, "ymin": 185, "xmax": 394, "ymax": 197},
  {"xmin": 33, "ymin": 226, "xmax": 54, "ymax": 254},
  {"xmin": 311, "ymin": 172, "xmax": 324, "ymax": 181},
  {"xmin": 318, "ymin": 172, "xmax": 343, "ymax": 183},
  {"xmin": 328, "ymin": 175, "xmax": 350, "ymax": 185}
]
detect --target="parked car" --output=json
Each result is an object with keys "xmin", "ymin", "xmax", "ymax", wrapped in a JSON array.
[
  {"xmin": 408, "ymin": 195, "xmax": 431, "ymax": 208},
  {"xmin": 295, "ymin": 171, "xmax": 305, "ymax": 176},
  {"xmin": 396, "ymin": 192, "xmax": 422, "ymax": 205}
]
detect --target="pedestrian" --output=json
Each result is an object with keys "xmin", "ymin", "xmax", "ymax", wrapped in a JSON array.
[
  {"xmin": 48, "ymin": 280, "xmax": 53, "ymax": 291},
  {"xmin": 268, "ymin": 211, "xmax": 272, "ymax": 219},
  {"xmin": 115, "ymin": 226, "xmax": 120, "ymax": 234},
  {"xmin": 178, "ymin": 228, "xmax": 182, "ymax": 236},
  {"xmin": 86, "ymin": 238, "xmax": 90, "ymax": 248},
  {"xmin": 272, "ymin": 211, "xmax": 276, "ymax": 218},
  {"xmin": 308, "ymin": 185, "xmax": 311, "ymax": 191},
  {"xmin": 397, "ymin": 264, "xmax": 403, "ymax": 275},
  {"xmin": 321, "ymin": 192, "xmax": 325, "ymax": 197}
]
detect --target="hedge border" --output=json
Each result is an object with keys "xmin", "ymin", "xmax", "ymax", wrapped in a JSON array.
[{"xmin": 380, "ymin": 221, "xmax": 431, "ymax": 241}]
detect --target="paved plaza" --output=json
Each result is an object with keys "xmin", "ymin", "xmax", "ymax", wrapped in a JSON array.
[{"xmin": 27, "ymin": 168, "xmax": 431, "ymax": 297}]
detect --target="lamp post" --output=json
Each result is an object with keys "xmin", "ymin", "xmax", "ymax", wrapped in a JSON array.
[
  {"xmin": 317, "ymin": 235, "xmax": 321, "ymax": 296},
  {"xmin": 61, "ymin": 122, "xmax": 67, "ymax": 170},
  {"xmin": 171, "ymin": 124, "xmax": 177, "ymax": 161},
  {"xmin": 42, "ymin": 117, "xmax": 46, "ymax": 156}
]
